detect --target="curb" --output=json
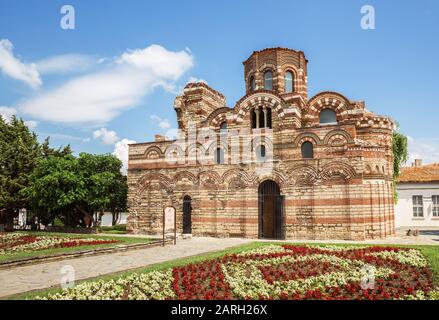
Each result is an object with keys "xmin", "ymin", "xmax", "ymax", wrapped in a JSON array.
[{"xmin": 0, "ymin": 240, "xmax": 173, "ymax": 270}]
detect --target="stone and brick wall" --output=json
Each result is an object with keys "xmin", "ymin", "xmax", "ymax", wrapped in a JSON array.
[{"xmin": 127, "ymin": 48, "xmax": 395, "ymax": 240}]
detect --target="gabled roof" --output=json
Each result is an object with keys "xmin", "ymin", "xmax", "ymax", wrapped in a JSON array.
[{"xmin": 397, "ymin": 163, "xmax": 439, "ymax": 183}]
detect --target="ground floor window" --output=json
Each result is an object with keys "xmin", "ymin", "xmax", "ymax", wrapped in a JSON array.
[
  {"xmin": 433, "ymin": 195, "xmax": 439, "ymax": 217},
  {"xmin": 412, "ymin": 195, "xmax": 424, "ymax": 217}
]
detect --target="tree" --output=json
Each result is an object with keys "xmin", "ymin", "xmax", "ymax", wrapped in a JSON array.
[
  {"xmin": 25, "ymin": 153, "xmax": 127, "ymax": 228},
  {"xmin": 109, "ymin": 175, "xmax": 128, "ymax": 226},
  {"xmin": 392, "ymin": 125, "xmax": 409, "ymax": 201},
  {"xmin": 41, "ymin": 137, "xmax": 72, "ymax": 158},
  {"xmin": 77, "ymin": 153, "xmax": 126, "ymax": 226},
  {"xmin": 0, "ymin": 116, "xmax": 41, "ymax": 230}
]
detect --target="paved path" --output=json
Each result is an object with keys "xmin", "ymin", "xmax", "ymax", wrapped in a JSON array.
[{"xmin": 0, "ymin": 237, "xmax": 251, "ymax": 298}]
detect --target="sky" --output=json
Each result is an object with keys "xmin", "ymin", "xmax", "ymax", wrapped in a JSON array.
[{"xmin": 1, "ymin": 0, "xmax": 438, "ymax": 172}]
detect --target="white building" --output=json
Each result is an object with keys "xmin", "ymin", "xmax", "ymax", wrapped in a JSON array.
[
  {"xmin": 100, "ymin": 212, "xmax": 128, "ymax": 227},
  {"xmin": 395, "ymin": 161, "xmax": 439, "ymax": 228}
]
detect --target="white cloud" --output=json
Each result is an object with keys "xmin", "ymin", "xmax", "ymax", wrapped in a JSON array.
[
  {"xmin": 19, "ymin": 44, "xmax": 194, "ymax": 126},
  {"xmin": 0, "ymin": 106, "xmax": 17, "ymax": 122},
  {"xmin": 187, "ymin": 76, "xmax": 207, "ymax": 84},
  {"xmin": 36, "ymin": 54, "xmax": 97, "ymax": 74},
  {"xmin": 24, "ymin": 120, "xmax": 38, "ymax": 129},
  {"xmin": 406, "ymin": 136, "xmax": 439, "ymax": 166},
  {"xmin": 43, "ymin": 133, "xmax": 90, "ymax": 143},
  {"xmin": 0, "ymin": 39, "xmax": 41, "ymax": 88},
  {"xmin": 150, "ymin": 115, "xmax": 171, "ymax": 129},
  {"xmin": 113, "ymin": 138, "xmax": 136, "ymax": 175},
  {"xmin": 93, "ymin": 128, "xmax": 119, "ymax": 145}
]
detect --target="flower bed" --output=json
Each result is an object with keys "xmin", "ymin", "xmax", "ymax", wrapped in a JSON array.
[
  {"xmin": 35, "ymin": 244, "xmax": 439, "ymax": 300},
  {"xmin": 0, "ymin": 232, "xmax": 119, "ymax": 256}
]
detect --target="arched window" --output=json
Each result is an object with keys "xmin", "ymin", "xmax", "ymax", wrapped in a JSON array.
[
  {"xmin": 219, "ymin": 121, "xmax": 227, "ymax": 131},
  {"xmin": 301, "ymin": 142, "xmax": 314, "ymax": 159},
  {"xmin": 183, "ymin": 195, "xmax": 192, "ymax": 234},
  {"xmin": 256, "ymin": 145, "xmax": 266, "ymax": 162},
  {"xmin": 249, "ymin": 76, "xmax": 256, "ymax": 92},
  {"xmin": 215, "ymin": 147, "xmax": 224, "ymax": 164},
  {"xmin": 284, "ymin": 71, "xmax": 294, "ymax": 93},
  {"xmin": 251, "ymin": 107, "xmax": 272, "ymax": 129},
  {"xmin": 319, "ymin": 108, "xmax": 337, "ymax": 124},
  {"xmin": 264, "ymin": 70, "xmax": 273, "ymax": 90}
]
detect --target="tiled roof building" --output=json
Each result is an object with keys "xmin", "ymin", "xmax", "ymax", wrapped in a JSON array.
[
  {"xmin": 127, "ymin": 48, "xmax": 395, "ymax": 240},
  {"xmin": 398, "ymin": 163, "xmax": 439, "ymax": 183}
]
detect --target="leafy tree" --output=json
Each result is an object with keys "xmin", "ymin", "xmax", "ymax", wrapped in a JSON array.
[
  {"xmin": 109, "ymin": 175, "xmax": 128, "ymax": 226},
  {"xmin": 0, "ymin": 116, "xmax": 41, "ymax": 229},
  {"xmin": 25, "ymin": 155, "xmax": 86, "ymax": 227},
  {"xmin": 41, "ymin": 137, "xmax": 72, "ymax": 158},
  {"xmin": 392, "ymin": 124, "xmax": 409, "ymax": 202},
  {"xmin": 25, "ymin": 153, "xmax": 127, "ymax": 228}
]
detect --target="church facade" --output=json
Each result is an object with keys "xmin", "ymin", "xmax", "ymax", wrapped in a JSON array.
[{"xmin": 127, "ymin": 48, "xmax": 395, "ymax": 240}]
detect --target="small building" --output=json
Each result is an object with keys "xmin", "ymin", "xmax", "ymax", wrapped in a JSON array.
[{"xmin": 395, "ymin": 160, "xmax": 439, "ymax": 228}]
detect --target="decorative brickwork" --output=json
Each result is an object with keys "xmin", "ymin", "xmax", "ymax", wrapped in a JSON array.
[{"xmin": 127, "ymin": 48, "xmax": 395, "ymax": 240}]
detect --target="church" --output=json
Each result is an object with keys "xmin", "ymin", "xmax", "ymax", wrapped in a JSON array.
[{"xmin": 127, "ymin": 47, "xmax": 395, "ymax": 240}]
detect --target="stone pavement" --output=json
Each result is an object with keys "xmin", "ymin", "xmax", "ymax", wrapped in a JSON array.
[
  {"xmin": 0, "ymin": 237, "xmax": 251, "ymax": 298},
  {"xmin": 1, "ymin": 229, "xmax": 438, "ymax": 298}
]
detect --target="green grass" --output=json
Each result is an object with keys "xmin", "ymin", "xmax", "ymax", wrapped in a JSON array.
[
  {"xmin": 8, "ymin": 242, "xmax": 439, "ymax": 300},
  {"xmin": 0, "ymin": 231, "xmax": 152, "ymax": 264},
  {"xmin": 98, "ymin": 224, "xmax": 127, "ymax": 234}
]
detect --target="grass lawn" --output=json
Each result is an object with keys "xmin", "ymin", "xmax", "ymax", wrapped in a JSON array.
[
  {"xmin": 0, "ymin": 231, "xmax": 152, "ymax": 264},
  {"xmin": 98, "ymin": 224, "xmax": 127, "ymax": 235},
  {"xmin": 10, "ymin": 242, "xmax": 439, "ymax": 300}
]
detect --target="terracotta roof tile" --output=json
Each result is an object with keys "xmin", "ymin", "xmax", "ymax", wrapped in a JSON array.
[{"xmin": 397, "ymin": 163, "xmax": 439, "ymax": 183}]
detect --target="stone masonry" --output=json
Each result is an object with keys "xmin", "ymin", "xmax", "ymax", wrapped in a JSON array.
[{"xmin": 127, "ymin": 48, "xmax": 395, "ymax": 240}]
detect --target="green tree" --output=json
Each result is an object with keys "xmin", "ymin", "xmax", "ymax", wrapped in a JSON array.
[
  {"xmin": 392, "ymin": 125, "xmax": 409, "ymax": 201},
  {"xmin": 109, "ymin": 175, "xmax": 128, "ymax": 226},
  {"xmin": 41, "ymin": 137, "xmax": 72, "ymax": 158},
  {"xmin": 25, "ymin": 155, "xmax": 85, "ymax": 226},
  {"xmin": 25, "ymin": 153, "xmax": 127, "ymax": 228},
  {"xmin": 0, "ymin": 116, "xmax": 41, "ymax": 229}
]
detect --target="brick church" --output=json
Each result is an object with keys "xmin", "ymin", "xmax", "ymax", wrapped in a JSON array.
[{"xmin": 127, "ymin": 48, "xmax": 395, "ymax": 240}]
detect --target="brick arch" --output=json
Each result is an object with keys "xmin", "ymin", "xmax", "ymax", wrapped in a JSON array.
[
  {"xmin": 245, "ymin": 71, "xmax": 258, "ymax": 92},
  {"xmin": 256, "ymin": 169, "xmax": 288, "ymax": 190},
  {"xmin": 173, "ymin": 171, "xmax": 198, "ymax": 185},
  {"xmin": 234, "ymin": 92, "xmax": 285, "ymax": 124},
  {"xmin": 288, "ymin": 165, "xmax": 320, "ymax": 186},
  {"xmin": 143, "ymin": 145, "xmax": 163, "ymax": 159},
  {"xmin": 293, "ymin": 132, "xmax": 322, "ymax": 147},
  {"xmin": 186, "ymin": 142, "xmax": 207, "ymax": 157},
  {"xmin": 136, "ymin": 172, "xmax": 174, "ymax": 194},
  {"xmin": 250, "ymin": 136, "xmax": 274, "ymax": 151},
  {"xmin": 258, "ymin": 63, "xmax": 277, "ymax": 74},
  {"xmin": 221, "ymin": 168, "xmax": 253, "ymax": 186},
  {"xmin": 198, "ymin": 170, "xmax": 221, "ymax": 189},
  {"xmin": 320, "ymin": 161, "xmax": 357, "ymax": 181},
  {"xmin": 164, "ymin": 143, "xmax": 185, "ymax": 159},
  {"xmin": 322, "ymin": 129, "xmax": 354, "ymax": 146},
  {"xmin": 205, "ymin": 107, "xmax": 231, "ymax": 127},
  {"xmin": 280, "ymin": 65, "xmax": 298, "ymax": 91},
  {"xmin": 206, "ymin": 140, "xmax": 229, "ymax": 158},
  {"xmin": 306, "ymin": 92, "xmax": 351, "ymax": 124}
]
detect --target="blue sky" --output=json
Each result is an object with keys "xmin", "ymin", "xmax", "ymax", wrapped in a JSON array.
[{"xmin": 1, "ymin": 0, "xmax": 438, "ymax": 170}]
